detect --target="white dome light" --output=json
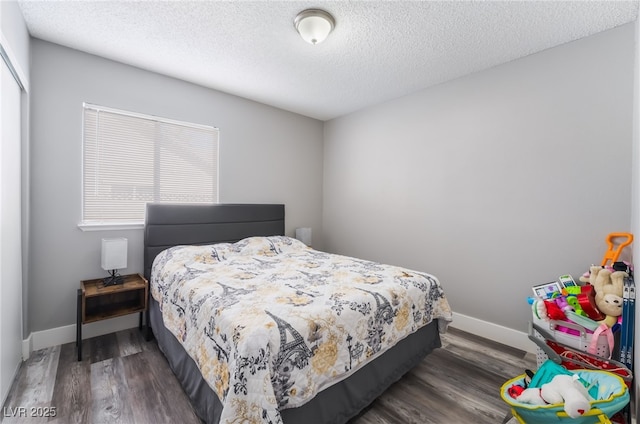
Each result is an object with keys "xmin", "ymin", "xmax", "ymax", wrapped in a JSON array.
[{"xmin": 294, "ymin": 9, "xmax": 335, "ymax": 45}]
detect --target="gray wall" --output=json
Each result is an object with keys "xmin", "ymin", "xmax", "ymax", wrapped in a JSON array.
[
  {"xmin": 29, "ymin": 40, "xmax": 324, "ymax": 333},
  {"xmin": 1, "ymin": 1, "xmax": 29, "ymax": 77},
  {"xmin": 323, "ymin": 23, "xmax": 635, "ymax": 334},
  {"xmin": 631, "ymin": 6, "xmax": 640, "ymax": 415}
]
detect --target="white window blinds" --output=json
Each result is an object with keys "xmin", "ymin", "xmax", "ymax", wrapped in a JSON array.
[{"xmin": 82, "ymin": 103, "xmax": 219, "ymax": 226}]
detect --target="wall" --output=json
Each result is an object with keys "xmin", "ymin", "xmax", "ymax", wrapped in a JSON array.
[
  {"xmin": 323, "ymin": 23, "xmax": 635, "ymax": 348},
  {"xmin": 1, "ymin": 1, "xmax": 29, "ymax": 77},
  {"xmin": 631, "ymin": 4, "xmax": 639, "ymax": 417},
  {"xmin": 29, "ymin": 40, "xmax": 324, "ymax": 344}
]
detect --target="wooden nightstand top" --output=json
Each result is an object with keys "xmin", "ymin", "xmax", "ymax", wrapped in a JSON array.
[{"xmin": 81, "ymin": 273, "xmax": 147, "ymax": 297}]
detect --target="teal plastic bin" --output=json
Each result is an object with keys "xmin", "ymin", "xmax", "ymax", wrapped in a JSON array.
[{"xmin": 501, "ymin": 369, "xmax": 629, "ymax": 424}]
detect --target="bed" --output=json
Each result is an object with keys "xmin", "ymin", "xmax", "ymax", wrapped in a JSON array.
[{"xmin": 144, "ymin": 203, "xmax": 452, "ymax": 424}]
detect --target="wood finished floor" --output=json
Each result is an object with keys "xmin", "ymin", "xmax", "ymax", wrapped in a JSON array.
[{"xmin": 2, "ymin": 327, "xmax": 534, "ymax": 424}]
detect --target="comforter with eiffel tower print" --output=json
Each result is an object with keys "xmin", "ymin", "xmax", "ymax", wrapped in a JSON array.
[{"xmin": 151, "ymin": 236, "xmax": 453, "ymax": 424}]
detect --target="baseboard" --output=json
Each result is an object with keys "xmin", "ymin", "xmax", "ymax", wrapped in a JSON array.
[
  {"xmin": 449, "ymin": 312, "xmax": 535, "ymax": 354},
  {"xmin": 22, "ymin": 333, "xmax": 32, "ymax": 360},
  {"xmin": 25, "ymin": 314, "xmax": 140, "ymax": 354}
]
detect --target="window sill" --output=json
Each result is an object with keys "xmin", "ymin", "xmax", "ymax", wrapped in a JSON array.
[{"xmin": 78, "ymin": 222, "xmax": 145, "ymax": 232}]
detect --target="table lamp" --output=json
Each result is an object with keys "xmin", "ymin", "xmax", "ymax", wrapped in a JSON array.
[
  {"xmin": 295, "ymin": 227, "xmax": 312, "ymax": 246},
  {"xmin": 101, "ymin": 238, "xmax": 127, "ymax": 286}
]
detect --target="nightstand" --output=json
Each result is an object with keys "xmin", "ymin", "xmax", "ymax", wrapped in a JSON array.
[{"xmin": 76, "ymin": 273, "xmax": 148, "ymax": 361}]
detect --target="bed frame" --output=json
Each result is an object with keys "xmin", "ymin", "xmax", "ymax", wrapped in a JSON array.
[{"xmin": 143, "ymin": 203, "xmax": 442, "ymax": 424}]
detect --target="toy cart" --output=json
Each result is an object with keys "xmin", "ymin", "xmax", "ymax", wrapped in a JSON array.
[
  {"xmin": 529, "ymin": 322, "xmax": 632, "ymax": 388},
  {"xmin": 501, "ymin": 322, "xmax": 632, "ymax": 424}
]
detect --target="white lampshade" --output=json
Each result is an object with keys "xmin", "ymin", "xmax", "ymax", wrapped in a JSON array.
[
  {"xmin": 295, "ymin": 227, "xmax": 312, "ymax": 246},
  {"xmin": 101, "ymin": 238, "xmax": 128, "ymax": 271},
  {"xmin": 294, "ymin": 9, "xmax": 335, "ymax": 45}
]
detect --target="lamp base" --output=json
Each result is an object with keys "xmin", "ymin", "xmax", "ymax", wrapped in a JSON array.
[{"xmin": 103, "ymin": 270, "xmax": 124, "ymax": 287}]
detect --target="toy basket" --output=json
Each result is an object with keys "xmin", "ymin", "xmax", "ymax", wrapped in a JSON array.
[
  {"xmin": 529, "ymin": 322, "xmax": 632, "ymax": 389},
  {"xmin": 501, "ymin": 369, "xmax": 629, "ymax": 424},
  {"xmin": 531, "ymin": 315, "xmax": 612, "ymax": 362}
]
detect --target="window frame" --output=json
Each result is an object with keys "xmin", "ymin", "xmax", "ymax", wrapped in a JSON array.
[{"xmin": 78, "ymin": 103, "xmax": 219, "ymax": 231}]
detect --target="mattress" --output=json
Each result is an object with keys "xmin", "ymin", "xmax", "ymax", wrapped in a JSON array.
[{"xmin": 150, "ymin": 236, "xmax": 452, "ymax": 424}]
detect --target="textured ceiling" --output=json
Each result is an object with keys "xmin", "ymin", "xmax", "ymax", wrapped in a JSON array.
[{"xmin": 17, "ymin": 1, "xmax": 639, "ymax": 121}]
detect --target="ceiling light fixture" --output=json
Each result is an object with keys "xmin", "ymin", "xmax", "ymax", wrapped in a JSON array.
[{"xmin": 294, "ymin": 9, "xmax": 335, "ymax": 45}]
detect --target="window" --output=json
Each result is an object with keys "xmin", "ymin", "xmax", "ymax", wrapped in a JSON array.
[{"xmin": 80, "ymin": 103, "xmax": 219, "ymax": 229}]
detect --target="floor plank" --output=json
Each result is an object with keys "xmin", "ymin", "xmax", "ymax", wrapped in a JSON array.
[
  {"xmin": 140, "ymin": 341, "xmax": 202, "ymax": 422},
  {"xmin": 88, "ymin": 334, "xmax": 119, "ymax": 364},
  {"xmin": 2, "ymin": 326, "xmax": 533, "ymax": 424},
  {"xmin": 89, "ymin": 357, "xmax": 135, "ymax": 423},
  {"xmin": 4, "ymin": 345, "xmax": 60, "ymax": 409},
  {"xmin": 49, "ymin": 343, "xmax": 92, "ymax": 424},
  {"xmin": 116, "ymin": 328, "xmax": 144, "ymax": 357}
]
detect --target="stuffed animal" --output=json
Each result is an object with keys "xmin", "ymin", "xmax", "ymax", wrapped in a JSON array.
[
  {"xmin": 531, "ymin": 298, "xmax": 548, "ymax": 321},
  {"xmin": 579, "ymin": 266, "xmax": 596, "ymax": 284},
  {"xmin": 580, "ymin": 265, "xmax": 610, "ymax": 286},
  {"xmin": 531, "ymin": 298, "xmax": 567, "ymax": 321},
  {"xmin": 591, "ymin": 266, "xmax": 626, "ymax": 327},
  {"xmin": 515, "ymin": 374, "xmax": 593, "ymax": 418}
]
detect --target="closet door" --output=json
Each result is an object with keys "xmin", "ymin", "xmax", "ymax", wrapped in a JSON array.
[{"xmin": 0, "ymin": 56, "xmax": 23, "ymax": 403}]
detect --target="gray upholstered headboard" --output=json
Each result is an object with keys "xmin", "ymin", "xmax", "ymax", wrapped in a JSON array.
[{"xmin": 143, "ymin": 203, "xmax": 285, "ymax": 280}]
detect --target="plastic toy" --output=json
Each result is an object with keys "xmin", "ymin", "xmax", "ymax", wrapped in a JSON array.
[
  {"xmin": 601, "ymin": 233, "xmax": 633, "ymax": 267},
  {"xmin": 554, "ymin": 296, "xmax": 574, "ymax": 314},
  {"xmin": 543, "ymin": 299, "xmax": 565, "ymax": 320},
  {"xmin": 565, "ymin": 311, "xmax": 599, "ymax": 331},
  {"xmin": 564, "ymin": 295, "xmax": 586, "ymax": 317},
  {"xmin": 563, "ymin": 286, "xmax": 583, "ymax": 296}
]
